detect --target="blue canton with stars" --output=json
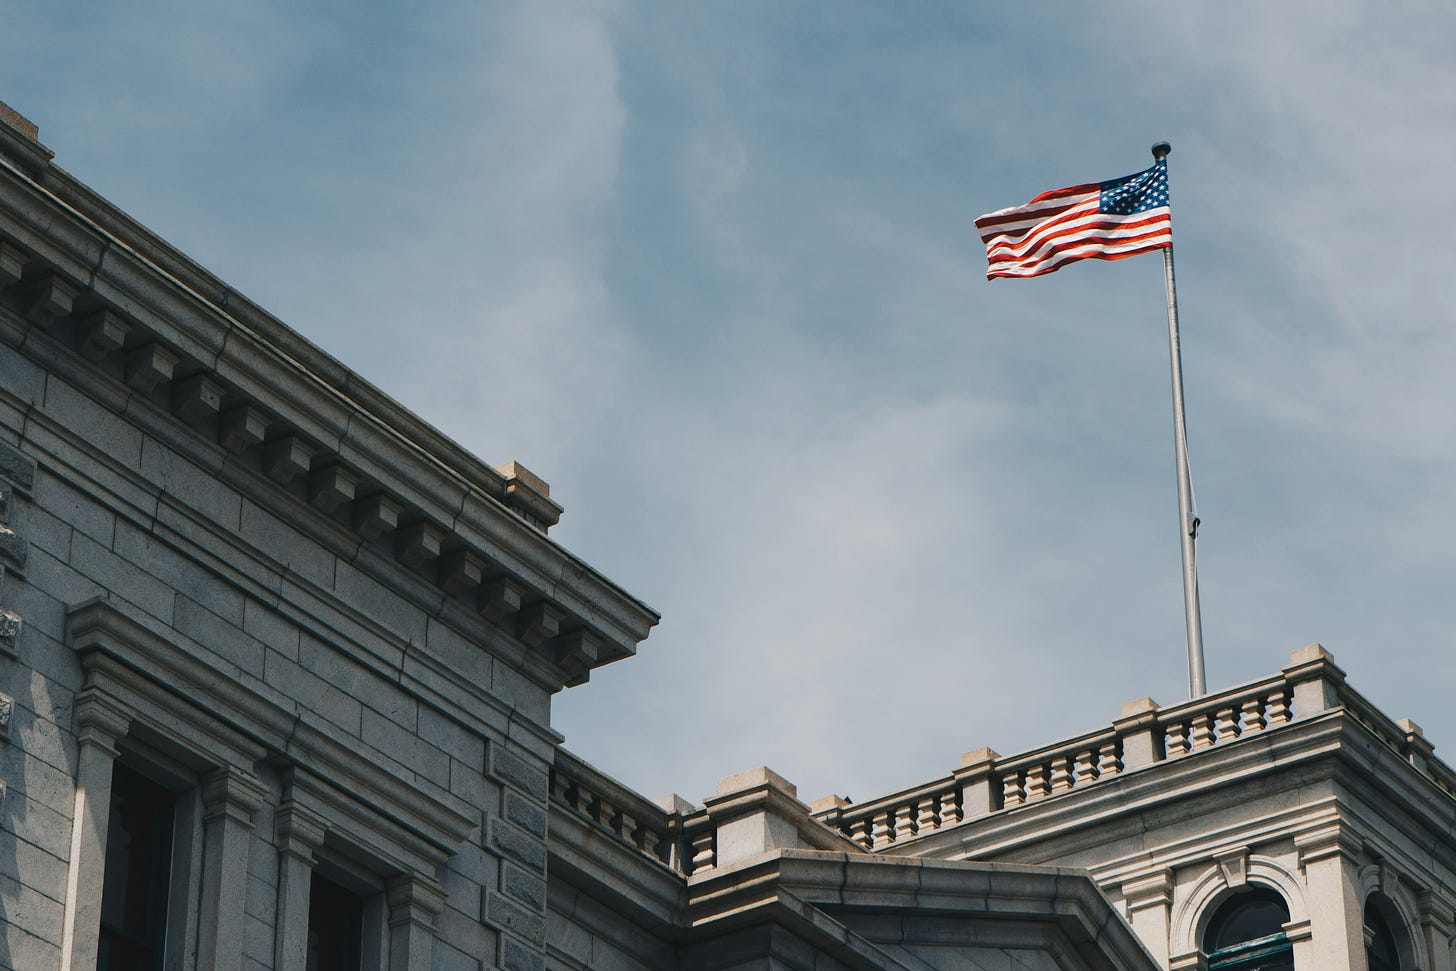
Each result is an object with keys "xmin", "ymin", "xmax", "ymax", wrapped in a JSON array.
[{"xmin": 1099, "ymin": 159, "xmax": 1170, "ymax": 215}]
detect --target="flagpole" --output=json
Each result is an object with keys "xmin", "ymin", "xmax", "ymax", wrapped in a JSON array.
[{"xmin": 1152, "ymin": 141, "xmax": 1207, "ymax": 697}]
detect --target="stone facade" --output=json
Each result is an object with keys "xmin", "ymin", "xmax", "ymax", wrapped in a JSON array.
[
  {"xmin": 2, "ymin": 100, "xmax": 1449, "ymax": 971},
  {"xmin": 0, "ymin": 102, "xmax": 656, "ymax": 971}
]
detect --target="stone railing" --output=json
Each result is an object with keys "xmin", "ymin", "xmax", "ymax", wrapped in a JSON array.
[
  {"xmin": 556, "ymin": 646, "xmax": 1456, "ymax": 868},
  {"xmin": 1156, "ymin": 677, "xmax": 1292, "ymax": 759},
  {"xmin": 822, "ymin": 651, "xmax": 1327, "ymax": 852},
  {"xmin": 550, "ymin": 749, "xmax": 676, "ymax": 868}
]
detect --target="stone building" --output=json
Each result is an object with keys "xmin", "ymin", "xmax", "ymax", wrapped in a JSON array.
[{"xmin": 0, "ymin": 100, "xmax": 1452, "ymax": 971}]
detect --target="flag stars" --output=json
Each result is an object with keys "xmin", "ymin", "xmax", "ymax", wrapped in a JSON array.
[{"xmin": 1100, "ymin": 162, "xmax": 1169, "ymax": 215}]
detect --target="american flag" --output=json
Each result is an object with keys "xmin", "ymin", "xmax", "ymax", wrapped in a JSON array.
[{"xmin": 975, "ymin": 160, "xmax": 1172, "ymax": 280}]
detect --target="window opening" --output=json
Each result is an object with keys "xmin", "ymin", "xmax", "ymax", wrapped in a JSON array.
[
  {"xmin": 98, "ymin": 763, "xmax": 177, "ymax": 971},
  {"xmin": 1203, "ymin": 887, "xmax": 1294, "ymax": 971},
  {"xmin": 308, "ymin": 872, "xmax": 365, "ymax": 971},
  {"xmin": 1365, "ymin": 899, "xmax": 1401, "ymax": 971}
]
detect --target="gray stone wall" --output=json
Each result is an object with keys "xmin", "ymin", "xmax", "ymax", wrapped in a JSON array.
[{"xmin": 0, "ymin": 277, "xmax": 565, "ymax": 969}]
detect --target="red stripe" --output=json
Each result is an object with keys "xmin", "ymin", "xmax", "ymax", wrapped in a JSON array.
[
  {"xmin": 984, "ymin": 209, "xmax": 1164, "ymax": 258},
  {"xmin": 978, "ymin": 198, "xmax": 1100, "ymax": 244},
  {"xmin": 1026, "ymin": 182, "xmax": 1100, "ymax": 204},
  {"xmin": 988, "ymin": 225, "xmax": 1172, "ymax": 275},
  {"xmin": 974, "ymin": 195, "xmax": 1091, "ymax": 233},
  {"xmin": 987, "ymin": 242, "xmax": 1169, "ymax": 279},
  {"xmin": 987, "ymin": 236, "xmax": 1170, "ymax": 279},
  {"xmin": 986, "ymin": 211, "xmax": 1169, "ymax": 263},
  {"xmin": 992, "ymin": 224, "xmax": 1172, "ymax": 271}
]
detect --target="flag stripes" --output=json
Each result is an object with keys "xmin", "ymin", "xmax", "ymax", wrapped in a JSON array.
[{"xmin": 975, "ymin": 161, "xmax": 1171, "ymax": 279}]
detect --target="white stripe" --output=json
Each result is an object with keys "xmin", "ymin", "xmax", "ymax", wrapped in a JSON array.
[
  {"xmin": 987, "ymin": 208, "xmax": 1170, "ymax": 264},
  {"xmin": 991, "ymin": 232, "xmax": 1171, "ymax": 276},
  {"xmin": 992, "ymin": 229, "xmax": 1172, "ymax": 274},
  {"xmin": 975, "ymin": 190, "xmax": 1099, "ymax": 228},
  {"xmin": 978, "ymin": 198, "xmax": 1101, "ymax": 239}
]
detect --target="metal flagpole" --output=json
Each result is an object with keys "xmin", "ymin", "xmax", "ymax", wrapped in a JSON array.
[{"xmin": 1151, "ymin": 140, "xmax": 1207, "ymax": 697}]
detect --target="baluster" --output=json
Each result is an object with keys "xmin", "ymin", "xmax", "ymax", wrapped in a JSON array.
[
  {"xmin": 1190, "ymin": 714, "xmax": 1214, "ymax": 750},
  {"xmin": 917, "ymin": 796, "xmax": 938, "ymax": 832},
  {"xmin": 1265, "ymin": 689, "xmax": 1291, "ymax": 726},
  {"xmin": 618, "ymin": 810, "xmax": 638, "ymax": 846},
  {"xmin": 1050, "ymin": 756, "xmax": 1073, "ymax": 792},
  {"xmin": 872, "ymin": 811, "xmax": 894, "ymax": 849},
  {"xmin": 1214, "ymin": 707, "xmax": 1240, "ymax": 744},
  {"xmin": 853, "ymin": 817, "xmax": 874, "ymax": 850},
  {"xmin": 1240, "ymin": 697, "xmax": 1267, "ymax": 735},
  {"xmin": 1098, "ymin": 742, "xmax": 1122, "ymax": 777},
  {"xmin": 598, "ymin": 798, "xmax": 617, "ymax": 831},
  {"xmin": 938, "ymin": 790, "xmax": 963, "ymax": 826},
  {"xmin": 894, "ymin": 803, "xmax": 917, "ymax": 842},
  {"xmin": 572, "ymin": 782, "xmax": 594, "ymax": 818},
  {"xmin": 1074, "ymin": 748, "xmax": 1098, "ymax": 785},
  {"xmin": 1024, "ymin": 765, "xmax": 1049, "ymax": 802},
  {"xmin": 690, "ymin": 829, "xmax": 716, "ymax": 873},
  {"xmin": 1002, "ymin": 773, "xmax": 1025, "ymax": 808},
  {"xmin": 550, "ymin": 771, "xmax": 571, "ymax": 806},
  {"xmin": 1165, "ymin": 722, "xmax": 1191, "ymax": 758}
]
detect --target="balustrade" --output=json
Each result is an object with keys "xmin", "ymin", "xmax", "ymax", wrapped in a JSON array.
[
  {"xmin": 550, "ymin": 648, "xmax": 1456, "ymax": 870},
  {"xmin": 549, "ymin": 754, "xmax": 673, "ymax": 868}
]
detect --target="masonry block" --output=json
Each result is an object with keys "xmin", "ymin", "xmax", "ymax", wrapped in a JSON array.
[
  {"xmin": 488, "ymin": 743, "xmax": 548, "ymax": 801},
  {"xmin": 125, "ymin": 343, "xmax": 179, "ymax": 392},
  {"xmin": 516, "ymin": 603, "xmax": 561, "ymax": 648},
  {"xmin": 354, "ymin": 493, "xmax": 401, "ymax": 540},
  {"xmin": 396, "ymin": 521, "xmax": 445, "ymax": 569},
  {"xmin": 438, "ymin": 550, "xmax": 486, "ymax": 596},
  {"xmin": 485, "ymin": 891, "xmax": 544, "ymax": 946},
  {"xmin": 77, "ymin": 309, "xmax": 130, "ymax": 362},
  {"xmin": 0, "ymin": 239, "xmax": 25, "ymax": 286},
  {"xmin": 499, "ymin": 935, "xmax": 544, "ymax": 971},
  {"xmin": 219, "ymin": 405, "xmax": 268, "ymax": 453},
  {"xmin": 23, "ymin": 273, "xmax": 76, "ymax": 326},
  {"xmin": 264, "ymin": 435, "xmax": 313, "ymax": 485},
  {"xmin": 308, "ymin": 464, "xmax": 358, "ymax": 513},
  {"xmin": 0, "ymin": 441, "xmax": 36, "ymax": 492},
  {"xmin": 502, "ymin": 862, "xmax": 546, "ymax": 912},
  {"xmin": 173, "ymin": 373, "xmax": 224, "ymax": 425},
  {"xmin": 478, "ymin": 577, "xmax": 524, "ymax": 623},
  {"xmin": 504, "ymin": 790, "xmax": 547, "ymax": 839},
  {"xmin": 487, "ymin": 818, "xmax": 546, "ymax": 874}
]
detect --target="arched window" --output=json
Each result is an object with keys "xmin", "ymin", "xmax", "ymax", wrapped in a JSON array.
[
  {"xmin": 1202, "ymin": 887, "xmax": 1294, "ymax": 971},
  {"xmin": 1365, "ymin": 898, "xmax": 1402, "ymax": 971}
]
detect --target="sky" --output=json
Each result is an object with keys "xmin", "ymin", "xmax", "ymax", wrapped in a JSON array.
[{"xmin": 4, "ymin": 2, "xmax": 1455, "ymax": 808}]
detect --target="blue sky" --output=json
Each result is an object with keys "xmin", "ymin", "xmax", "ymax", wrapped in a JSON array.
[{"xmin": 5, "ymin": 3, "xmax": 1455, "ymax": 806}]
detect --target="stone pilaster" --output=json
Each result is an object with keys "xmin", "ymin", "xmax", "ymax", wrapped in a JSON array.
[
  {"xmin": 59, "ymin": 691, "xmax": 130, "ymax": 971},
  {"xmin": 1115, "ymin": 697, "xmax": 1163, "ymax": 770},
  {"xmin": 1283, "ymin": 645, "xmax": 1345, "ymax": 720},
  {"xmin": 273, "ymin": 799, "xmax": 328, "ymax": 971},
  {"xmin": 1419, "ymin": 890, "xmax": 1454, "ymax": 971},
  {"xmin": 953, "ymin": 747, "xmax": 1002, "ymax": 818},
  {"xmin": 485, "ymin": 740, "xmax": 551, "ymax": 971},
  {"xmin": 386, "ymin": 874, "xmax": 446, "ymax": 971},
  {"xmin": 1122, "ymin": 869, "xmax": 1174, "ymax": 967},
  {"xmin": 1295, "ymin": 824, "xmax": 1366, "ymax": 970},
  {"xmin": 198, "ymin": 766, "xmax": 268, "ymax": 971}
]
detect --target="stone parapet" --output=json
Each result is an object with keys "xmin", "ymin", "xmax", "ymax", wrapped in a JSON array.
[{"xmin": 816, "ymin": 646, "xmax": 1456, "ymax": 856}]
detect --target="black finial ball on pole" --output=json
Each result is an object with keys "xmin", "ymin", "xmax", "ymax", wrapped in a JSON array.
[{"xmin": 1152, "ymin": 141, "xmax": 1172, "ymax": 160}]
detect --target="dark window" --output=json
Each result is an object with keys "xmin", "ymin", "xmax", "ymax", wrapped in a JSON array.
[
  {"xmin": 98, "ymin": 763, "xmax": 176, "ymax": 971},
  {"xmin": 1365, "ymin": 900, "xmax": 1401, "ymax": 971},
  {"xmin": 1203, "ymin": 888, "xmax": 1294, "ymax": 971},
  {"xmin": 307, "ymin": 873, "xmax": 364, "ymax": 971}
]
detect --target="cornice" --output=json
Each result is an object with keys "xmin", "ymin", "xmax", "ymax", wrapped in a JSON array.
[{"xmin": 0, "ymin": 152, "xmax": 658, "ymax": 686}]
